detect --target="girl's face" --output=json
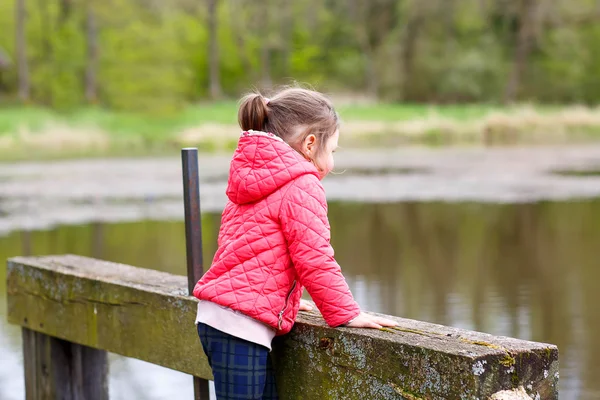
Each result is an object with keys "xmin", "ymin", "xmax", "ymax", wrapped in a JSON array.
[
  {"xmin": 317, "ymin": 129, "xmax": 339, "ymax": 178},
  {"xmin": 302, "ymin": 129, "xmax": 339, "ymax": 179}
]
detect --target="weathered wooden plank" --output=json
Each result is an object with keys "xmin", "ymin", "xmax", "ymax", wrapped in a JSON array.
[
  {"xmin": 271, "ymin": 313, "xmax": 559, "ymax": 399},
  {"xmin": 22, "ymin": 327, "xmax": 108, "ymax": 400},
  {"xmin": 7, "ymin": 255, "xmax": 212, "ymax": 380},
  {"xmin": 7, "ymin": 255, "xmax": 559, "ymax": 399}
]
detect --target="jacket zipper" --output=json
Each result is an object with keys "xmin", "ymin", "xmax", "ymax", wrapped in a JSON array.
[{"xmin": 278, "ymin": 280, "xmax": 297, "ymax": 330}]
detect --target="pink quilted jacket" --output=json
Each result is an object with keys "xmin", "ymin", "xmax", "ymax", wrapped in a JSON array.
[{"xmin": 193, "ymin": 131, "xmax": 361, "ymax": 334}]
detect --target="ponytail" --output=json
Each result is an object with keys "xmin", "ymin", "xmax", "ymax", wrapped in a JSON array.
[
  {"xmin": 237, "ymin": 87, "xmax": 339, "ymax": 157},
  {"xmin": 238, "ymin": 93, "xmax": 269, "ymax": 132}
]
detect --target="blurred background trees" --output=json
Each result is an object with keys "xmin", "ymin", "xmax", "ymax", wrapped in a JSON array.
[{"xmin": 1, "ymin": 0, "xmax": 600, "ymax": 112}]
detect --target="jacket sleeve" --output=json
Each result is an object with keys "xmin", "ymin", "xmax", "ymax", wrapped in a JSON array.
[{"xmin": 279, "ymin": 174, "xmax": 361, "ymax": 327}]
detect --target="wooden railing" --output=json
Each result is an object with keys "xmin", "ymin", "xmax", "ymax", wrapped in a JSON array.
[{"xmin": 6, "ymin": 254, "xmax": 558, "ymax": 399}]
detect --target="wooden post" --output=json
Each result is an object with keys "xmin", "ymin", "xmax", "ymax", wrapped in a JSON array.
[
  {"xmin": 182, "ymin": 148, "xmax": 211, "ymax": 400},
  {"xmin": 22, "ymin": 328, "xmax": 108, "ymax": 400}
]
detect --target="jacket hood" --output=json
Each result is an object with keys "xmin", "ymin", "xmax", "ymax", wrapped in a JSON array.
[{"xmin": 226, "ymin": 131, "xmax": 319, "ymax": 204}]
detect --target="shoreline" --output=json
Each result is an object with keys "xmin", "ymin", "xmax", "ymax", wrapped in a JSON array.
[{"xmin": 2, "ymin": 104, "xmax": 600, "ymax": 161}]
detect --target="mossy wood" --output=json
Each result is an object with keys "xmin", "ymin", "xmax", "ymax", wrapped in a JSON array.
[{"xmin": 7, "ymin": 255, "xmax": 559, "ymax": 399}]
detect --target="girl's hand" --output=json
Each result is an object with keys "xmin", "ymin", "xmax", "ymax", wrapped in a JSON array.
[
  {"xmin": 345, "ymin": 312, "xmax": 397, "ymax": 329},
  {"xmin": 299, "ymin": 299, "xmax": 314, "ymax": 312}
]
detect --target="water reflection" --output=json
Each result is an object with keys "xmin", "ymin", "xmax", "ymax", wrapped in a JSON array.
[{"xmin": 1, "ymin": 201, "xmax": 599, "ymax": 399}]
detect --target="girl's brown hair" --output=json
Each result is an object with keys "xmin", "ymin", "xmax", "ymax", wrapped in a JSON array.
[{"xmin": 238, "ymin": 87, "xmax": 339, "ymax": 162}]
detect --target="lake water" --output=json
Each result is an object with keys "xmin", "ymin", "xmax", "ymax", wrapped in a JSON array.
[
  {"xmin": 1, "ymin": 201, "xmax": 599, "ymax": 399},
  {"xmin": 1, "ymin": 147, "xmax": 600, "ymax": 399}
]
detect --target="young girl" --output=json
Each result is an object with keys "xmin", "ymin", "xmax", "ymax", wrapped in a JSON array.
[{"xmin": 193, "ymin": 87, "xmax": 396, "ymax": 400}]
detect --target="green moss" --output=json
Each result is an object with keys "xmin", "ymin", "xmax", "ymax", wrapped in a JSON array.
[
  {"xmin": 459, "ymin": 338, "xmax": 504, "ymax": 350},
  {"xmin": 460, "ymin": 338, "xmax": 518, "ymax": 370},
  {"xmin": 389, "ymin": 383, "xmax": 425, "ymax": 400},
  {"xmin": 511, "ymin": 371, "xmax": 520, "ymax": 387},
  {"xmin": 390, "ymin": 326, "xmax": 444, "ymax": 336},
  {"xmin": 499, "ymin": 354, "xmax": 516, "ymax": 368}
]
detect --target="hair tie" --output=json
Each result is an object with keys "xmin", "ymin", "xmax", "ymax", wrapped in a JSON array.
[{"xmin": 264, "ymin": 97, "xmax": 271, "ymax": 106}]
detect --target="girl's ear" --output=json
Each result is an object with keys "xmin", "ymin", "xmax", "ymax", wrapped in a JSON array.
[{"xmin": 303, "ymin": 134, "xmax": 317, "ymax": 158}]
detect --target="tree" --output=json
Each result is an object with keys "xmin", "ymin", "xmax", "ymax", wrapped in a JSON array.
[
  {"xmin": 4, "ymin": 0, "xmax": 600, "ymax": 107},
  {"xmin": 0, "ymin": 47, "xmax": 11, "ymax": 93},
  {"xmin": 353, "ymin": 0, "xmax": 398, "ymax": 97},
  {"xmin": 59, "ymin": 0, "xmax": 73, "ymax": 25},
  {"xmin": 260, "ymin": 0, "xmax": 272, "ymax": 89},
  {"xmin": 399, "ymin": 1, "xmax": 425, "ymax": 100},
  {"xmin": 15, "ymin": 0, "xmax": 30, "ymax": 102},
  {"xmin": 280, "ymin": 0, "xmax": 293, "ymax": 77},
  {"xmin": 37, "ymin": 0, "xmax": 52, "ymax": 104},
  {"xmin": 0, "ymin": 47, "xmax": 10, "ymax": 69},
  {"xmin": 228, "ymin": 0, "xmax": 253, "ymax": 75},
  {"xmin": 208, "ymin": 0, "xmax": 223, "ymax": 99},
  {"xmin": 85, "ymin": 0, "xmax": 99, "ymax": 103},
  {"xmin": 504, "ymin": 0, "xmax": 538, "ymax": 102}
]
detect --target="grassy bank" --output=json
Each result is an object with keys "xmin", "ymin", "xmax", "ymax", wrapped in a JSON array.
[{"xmin": 2, "ymin": 103, "xmax": 600, "ymax": 161}]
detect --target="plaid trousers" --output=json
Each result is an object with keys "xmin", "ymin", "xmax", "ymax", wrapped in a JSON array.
[{"xmin": 197, "ymin": 323, "xmax": 279, "ymax": 400}]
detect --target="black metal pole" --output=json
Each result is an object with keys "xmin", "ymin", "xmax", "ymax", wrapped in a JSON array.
[
  {"xmin": 181, "ymin": 148, "xmax": 210, "ymax": 400},
  {"xmin": 182, "ymin": 148, "xmax": 205, "ymax": 293}
]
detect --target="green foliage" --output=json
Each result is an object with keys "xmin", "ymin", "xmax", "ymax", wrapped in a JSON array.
[
  {"xmin": 1, "ymin": 0, "xmax": 600, "ymax": 111},
  {"xmin": 97, "ymin": 1, "xmax": 193, "ymax": 113}
]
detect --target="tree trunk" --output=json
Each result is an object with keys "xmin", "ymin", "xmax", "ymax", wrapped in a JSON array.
[
  {"xmin": 34, "ymin": 0, "xmax": 52, "ymax": 104},
  {"xmin": 59, "ymin": 0, "xmax": 73, "ymax": 25},
  {"xmin": 400, "ymin": 6, "xmax": 424, "ymax": 100},
  {"xmin": 364, "ymin": 52, "xmax": 378, "ymax": 98},
  {"xmin": 261, "ymin": 46, "xmax": 272, "ymax": 89},
  {"xmin": 16, "ymin": 0, "xmax": 30, "ymax": 102},
  {"xmin": 478, "ymin": 0, "xmax": 489, "ymax": 16},
  {"xmin": 229, "ymin": 0, "xmax": 253, "ymax": 74},
  {"xmin": 504, "ymin": 0, "xmax": 537, "ymax": 103},
  {"xmin": 347, "ymin": 0, "xmax": 358, "ymax": 20},
  {"xmin": 85, "ymin": 0, "xmax": 99, "ymax": 103},
  {"xmin": 0, "ymin": 49, "xmax": 6, "ymax": 91},
  {"xmin": 261, "ymin": 0, "xmax": 272, "ymax": 89},
  {"xmin": 443, "ymin": 0, "xmax": 456, "ymax": 51},
  {"xmin": 354, "ymin": 0, "xmax": 377, "ymax": 97},
  {"xmin": 208, "ymin": 0, "xmax": 223, "ymax": 99},
  {"xmin": 305, "ymin": 0, "xmax": 318, "ymax": 32},
  {"xmin": 441, "ymin": 0, "xmax": 458, "ymax": 101},
  {"xmin": 280, "ymin": 0, "xmax": 293, "ymax": 76}
]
